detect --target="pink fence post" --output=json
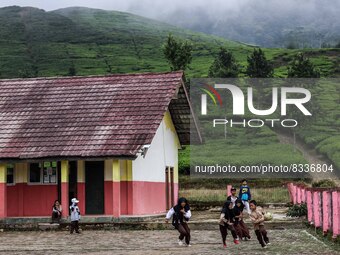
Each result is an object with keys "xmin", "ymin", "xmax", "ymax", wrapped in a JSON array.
[
  {"xmin": 313, "ymin": 191, "xmax": 322, "ymax": 228},
  {"xmin": 322, "ymin": 190, "xmax": 331, "ymax": 234},
  {"xmin": 292, "ymin": 184, "xmax": 297, "ymax": 204},
  {"xmin": 297, "ymin": 185, "xmax": 302, "ymax": 204},
  {"xmin": 226, "ymin": 185, "xmax": 232, "ymax": 197},
  {"xmin": 301, "ymin": 187, "xmax": 306, "ymax": 203},
  {"xmin": 332, "ymin": 190, "xmax": 340, "ymax": 238},
  {"xmin": 287, "ymin": 183, "xmax": 293, "ymax": 203},
  {"xmin": 306, "ymin": 189, "xmax": 313, "ymax": 223}
]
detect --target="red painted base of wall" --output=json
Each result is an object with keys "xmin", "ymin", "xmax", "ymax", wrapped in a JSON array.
[
  {"xmin": 0, "ymin": 183, "xmax": 7, "ymax": 218},
  {"xmin": 5, "ymin": 181, "xmax": 179, "ymax": 217},
  {"xmin": 120, "ymin": 181, "xmax": 179, "ymax": 215},
  {"xmin": 7, "ymin": 184, "xmax": 57, "ymax": 217}
]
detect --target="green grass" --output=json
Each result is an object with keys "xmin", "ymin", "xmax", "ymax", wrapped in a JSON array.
[
  {"xmin": 0, "ymin": 6, "xmax": 339, "ymax": 181},
  {"xmin": 179, "ymin": 187, "xmax": 290, "ymax": 205}
]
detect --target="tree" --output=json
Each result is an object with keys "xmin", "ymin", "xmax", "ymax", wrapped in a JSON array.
[
  {"xmin": 68, "ymin": 66, "xmax": 77, "ymax": 76},
  {"xmin": 246, "ymin": 48, "xmax": 273, "ymax": 109},
  {"xmin": 208, "ymin": 47, "xmax": 239, "ymax": 78},
  {"xmin": 287, "ymin": 53, "xmax": 320, "ymax": 78},
  {"xmin": 246, "ymin": 48, "xmax": 273, "ymax": 78},
  {"xmin": 162, "ymin": 34, "xmax": 192, "ymax": 71}
]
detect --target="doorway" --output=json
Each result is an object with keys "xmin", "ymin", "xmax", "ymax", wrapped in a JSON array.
[
  {"xmin": 85, "ymin": 161, "xmax": 104, "ymax": 214},
  {"xmin": 69, "ymin": 161, "xmax": 78, "ymax": 207}
]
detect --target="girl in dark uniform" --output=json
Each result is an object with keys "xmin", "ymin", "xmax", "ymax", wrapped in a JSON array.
[
  {"xmin": 234, "ymin": 199, "xmax": 251, "ymax": 240},
  {"xmin": 219, "ymin": 200, "xmax": 239, "ymax": 248},
  {"xmin": 166, "ymin": 197, "xmax": 192, "ymax": 246}
]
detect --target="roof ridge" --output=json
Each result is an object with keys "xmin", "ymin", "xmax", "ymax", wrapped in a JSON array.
[{"xmin": 0, "ymin": 71, "xmax": 184, "ymax": 82}]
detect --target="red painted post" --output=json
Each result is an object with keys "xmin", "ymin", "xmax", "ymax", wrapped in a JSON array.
[
  {"xmin": 313, "ymin": 191, "xmax": 321, "ymax": 228},
  {"xmin": 332, "ymin": 191, "xmax": 340, "ymax": 238},
  {"xmin": 307, "ymin": 189, "xmax": 313, "ymax": 223},
  {"xmin": 226, "ymin": 185, "xmax": 232, "ymax": 197},
  {"xmin": 322, "ymin": 190, "xmax": 331, "ymax": 234},
  {"xmin": 0, "ymin": 164, "xmax": 7, "ymax": 219}
]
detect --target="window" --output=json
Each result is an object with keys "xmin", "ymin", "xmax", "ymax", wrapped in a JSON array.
[
  {"xmin": 29, "ymin": 163, "xmax": 41, "ymax": 183},
  {"xmin": 29, "ymin": 162, "xmax": 58, "ymax": 184},
  {"xmin": 6, "ymin": 164, "xmax": 14, "ymax": 184},
  {"xmin": 42, "ymin": 161, "xmax": 57, "ymax": 184}
]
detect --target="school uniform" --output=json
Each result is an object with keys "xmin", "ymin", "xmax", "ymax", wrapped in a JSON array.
[
  {"xmin": 219, "ymin": 201, "xmax": 238, "ymax": 246},
  {"xmin": 249, "ymin": 207, "xmax": 269, "ymax": 247},
  {"xmin": 166, "ymin": 198, "xmax": 192, "ymax": 245},
  {"xmin": 70, "ymin": 198, "xmax": 81, "ymax": 234},
  {"xmin": 52, "ymin": 205, "xmax": 62, "ymax": 223},
  {"xmin": 226, "ymin": 195, "xmax": 238, "ymax": 207},
  {"xmin": 233, "ymin": 202, "xmax": 251, "ymax": 239}
]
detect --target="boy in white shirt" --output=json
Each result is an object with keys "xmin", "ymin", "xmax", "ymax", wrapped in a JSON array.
[{"xmin": 70, "ymin": 198, "xmax": 81, "ymax": 234}]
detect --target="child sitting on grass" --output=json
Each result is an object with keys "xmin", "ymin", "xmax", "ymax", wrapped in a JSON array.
[{"xmin": 249, "ymin": 200, "xmax": 270, "ymax": 249}]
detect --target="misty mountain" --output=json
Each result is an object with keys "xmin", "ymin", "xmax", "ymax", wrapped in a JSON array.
[{"xmin": 127, "ymin": 0, "xmax": 340, "ymax": 48}]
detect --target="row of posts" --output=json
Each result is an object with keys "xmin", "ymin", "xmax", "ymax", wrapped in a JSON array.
[{"xmin": 287, "ymin": 183, "xmax": 340, "ymax": 239}]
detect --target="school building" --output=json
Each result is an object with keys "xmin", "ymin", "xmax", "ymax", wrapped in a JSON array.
[{"xmin": 0, "ymin": 71, "xmax": 201, "ymax": 219}]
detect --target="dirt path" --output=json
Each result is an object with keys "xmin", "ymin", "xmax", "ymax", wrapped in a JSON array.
[
  {"xmin": 275, "ymin": 130, "xmax": 339, "ymax": 181},
  {"xmin": 0, "ymin": 229, "xmax": 338, "ymax": 255}
]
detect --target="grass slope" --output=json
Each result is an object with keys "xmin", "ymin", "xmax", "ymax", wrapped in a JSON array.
[{"xmin": 0, "ymin": 6, "xmax": 339, "ymax": 178}]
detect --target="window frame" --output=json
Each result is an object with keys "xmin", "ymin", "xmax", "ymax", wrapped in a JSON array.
[
  {"xmin": 6, "ymin": 163, "xmax": 15, "ymax": 186},
  {"xmin": 28, "ymin": 161, "xmax": 58, "ymax": 185}
]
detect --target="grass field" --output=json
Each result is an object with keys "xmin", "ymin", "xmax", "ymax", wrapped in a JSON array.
[
  {"xmin": 0, "ymin": 6, "xmax": 339, "ymax": 185},
  {"xmin": 179, "ymin": 187, "xmax": 290, "ymax": 205}
]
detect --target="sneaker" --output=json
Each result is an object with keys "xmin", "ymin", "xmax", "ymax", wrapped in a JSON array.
[
  {"xmin": 186, "ymin": 244, "xmax": 192, "ymax": 247},
  {"xmin": 262, "ymin": 245, "xmax": 267, "ymax": 249},
  {"xmin": 266, "ymin": 242, "xmax": 271, "ymax": 245},
  {"xmin": 178, "ymin": 240, "xmax": 184, "ymax": 246},
  {"xmin": 234, "ymin": 239, "xmax": 240, "ymax": 244}
]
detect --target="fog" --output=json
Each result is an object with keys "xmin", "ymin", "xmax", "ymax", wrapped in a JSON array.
[{"xmin": 0, "ymin": 0, "xmax": 339, "ymax": 47}]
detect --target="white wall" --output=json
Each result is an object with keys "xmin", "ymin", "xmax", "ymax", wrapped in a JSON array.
[{"xmin": 132, "ymin": 111, "xmax": 180, "ymax": 182}]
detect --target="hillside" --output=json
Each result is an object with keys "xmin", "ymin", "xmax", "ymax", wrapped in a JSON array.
[
  {"xmin": 0, "ymin": 6, "xmax": 244, "ymax": 78},
  {"xmin": 0, "ymin": 6, "xmax": 339, "ymax": 79},
  {"xmin": 0, "ymin": 6, "xmax": 339, "ymax": 174}
]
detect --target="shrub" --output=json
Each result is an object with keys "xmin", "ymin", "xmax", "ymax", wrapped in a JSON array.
[
  {"xmin": 312, "ymin": 179, "xmax": 337, "ymax": 188},
  {"xmin": 286, "ymin": 203, "xmax": 307, "ymax": 217}
]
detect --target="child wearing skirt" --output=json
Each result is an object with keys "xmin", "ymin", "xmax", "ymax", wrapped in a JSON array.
[
  {"xmin": 233, "ymin": 199, "xmax": 251, "ymax": 240},
  {"xmin": 166, "ymin": 197, "xmax": 192, "ymax": 246},
  {"xmin": 219, "ymin": 201, "xmax": 240, "ymax": 248}
]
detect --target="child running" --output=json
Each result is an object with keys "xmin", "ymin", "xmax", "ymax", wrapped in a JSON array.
[
  {"xmin": 166, "ymin": 197, "xmax": 192, "ymax": 246},
  {"xmin": 239, "ymin": 179, "xmax": 251, "ymax": 214},
  {"xmin": 226, "ymin": 187, "xmax": 238, "ymax": 207},
  {"xmin": 219, "ymin": 201, "xmax": 239, "ymax": 248},
  {"xmin": 249, "ymin": 200, "xmax": 270, "ymax": 248},
  {"xmin": 233, "ymin": 198, "xmax": 251, "ymax": 240}
]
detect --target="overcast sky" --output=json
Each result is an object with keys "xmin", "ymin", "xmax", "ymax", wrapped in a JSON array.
[
  {"xmin": 0, "ymin": 0, "xmax": 338, "ymax": 25},
  {"xmin": 0, "ymin": 0, "xmax": 277, "ymax": 14}
]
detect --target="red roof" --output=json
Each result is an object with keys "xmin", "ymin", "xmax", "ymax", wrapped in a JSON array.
[{"xmin": 0, "ymin": 71, "xmax": 194, "ymax": 160}]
